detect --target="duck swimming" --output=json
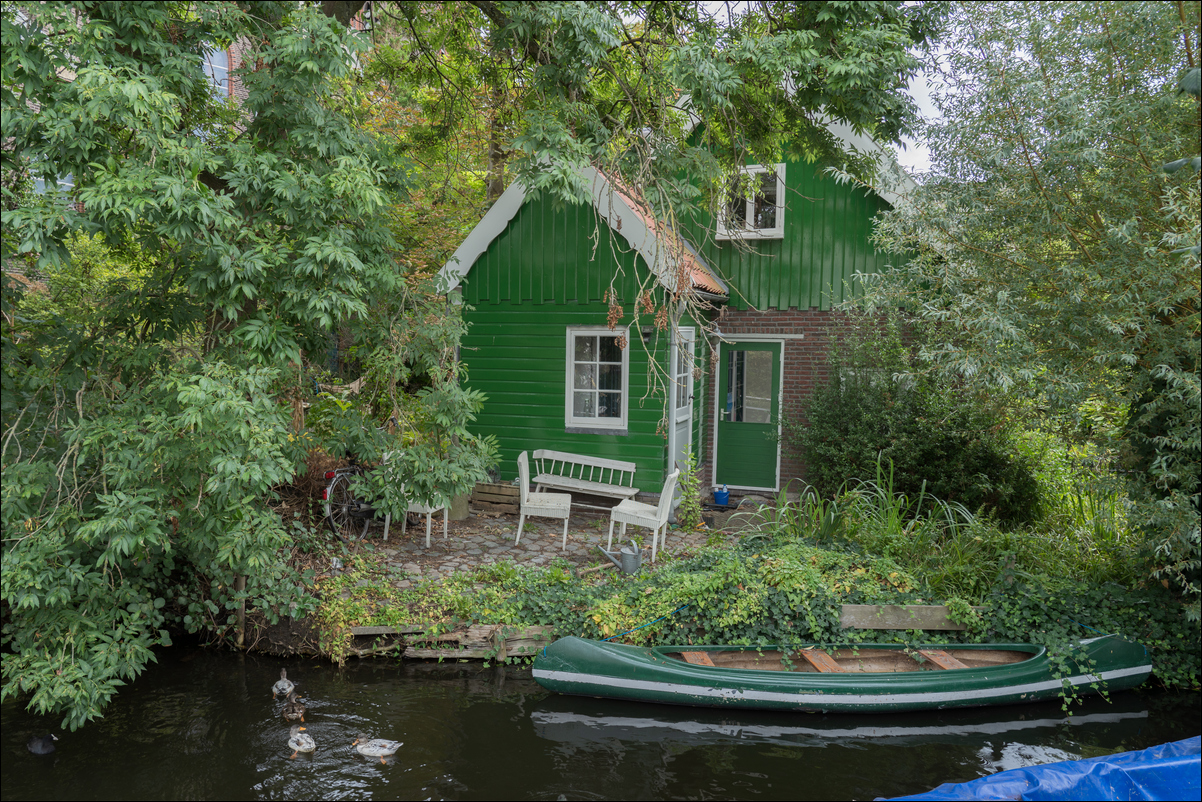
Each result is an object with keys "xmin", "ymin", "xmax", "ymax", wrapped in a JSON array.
[
  {"xmin": 287, "ymin": 724, "xmax": 315, "ymax": 759},
  {"xmin": 353, "ymin": 733, "xmax": 401, "ymax": 764},
  {"xmin": 27, "ymin": 734, "xmax": 57, "ymax": 755},
  {"xmin": 272, "ymin": 668, "xmax": 295, "ymax": 698},
  {"xmin": 282, "ymin": 691, "xmax": 305, "ymax": 723}
]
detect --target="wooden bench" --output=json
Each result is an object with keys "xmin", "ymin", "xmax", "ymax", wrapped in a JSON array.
[{"xmin": 531, "ymin": 449, "xmax": 639, "ymax": 509}]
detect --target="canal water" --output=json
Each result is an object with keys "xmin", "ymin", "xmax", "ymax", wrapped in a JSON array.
[{"xmin": 3, "ymin": 647, "xmax": 1198, "ymax": 800}]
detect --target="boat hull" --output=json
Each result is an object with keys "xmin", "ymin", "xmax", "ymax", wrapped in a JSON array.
[{"xmin": 532, "ymin": 636, "xmax": 1151, "ymax": 713}]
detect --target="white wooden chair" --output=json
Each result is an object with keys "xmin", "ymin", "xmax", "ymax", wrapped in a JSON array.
[
  {"xmin": 380, "ymin": 453, "xmax": 448, "ymax": 548},
  {"xmin": 516, "ymin": 451, "xmax": 572, "ymax": 550},
  {"xmin": 607, "ymin": 469, "xmax": 680, "ymax": 562}
]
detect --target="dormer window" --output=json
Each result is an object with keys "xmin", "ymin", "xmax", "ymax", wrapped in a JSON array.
[{"xmin": 716, "ymin": 163, "xmax": 785, "ymax": 240}]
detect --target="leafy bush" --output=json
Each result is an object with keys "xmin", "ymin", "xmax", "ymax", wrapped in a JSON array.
[
  {"xmin": 674, "ymin": 447, "xmax": 703, "ymax": 531},
  {"xmin": 783, "ymin": 316, "xmax": 1041, "ymax": 527}
]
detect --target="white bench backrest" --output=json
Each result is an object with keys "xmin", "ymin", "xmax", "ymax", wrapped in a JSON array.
[{"xmin": 532, "ymin": 449, "xmax": 637, "ymax": 488}]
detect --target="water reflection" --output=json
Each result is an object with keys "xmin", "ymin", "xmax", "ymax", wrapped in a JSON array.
[
  {"xmin": 2, "ymin": 646, "xmax": 1197, "ymax": 801},
  {"xmin": 530, "ymin": 701, "xmax": 1150, "ymax": 748}
]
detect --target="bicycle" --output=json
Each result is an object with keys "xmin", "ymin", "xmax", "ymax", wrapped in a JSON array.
[
  {"xmin": 322, "ymin": 458, "xmax": 374, "ymax": 540},
  {"xmin": 320, "ymin": 414, "xmax": 397, "ymax": 541}
]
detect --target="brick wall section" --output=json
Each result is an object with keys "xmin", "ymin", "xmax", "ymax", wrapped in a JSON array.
[
  {"xmin": 700, "ymin": 306, "xmax": 856, "ymax": 492},
  {"xmin": 227, "ymin": 41, "xmax": 252, "ymax": 107}
]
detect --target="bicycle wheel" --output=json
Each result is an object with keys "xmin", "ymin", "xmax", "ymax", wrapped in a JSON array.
[{"xmin": 325, "ymin": 473, "xmax": 370, "ymax": 540}]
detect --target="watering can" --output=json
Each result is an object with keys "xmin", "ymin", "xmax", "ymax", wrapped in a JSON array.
[{"xmin": 598, "ymin": 540, "xmax": 643, "ymax": 575}]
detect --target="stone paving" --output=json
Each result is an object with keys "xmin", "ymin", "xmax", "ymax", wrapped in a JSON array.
[{"xmin": 356, "ymin": 506, "xmax": 748, "ymax": 586}]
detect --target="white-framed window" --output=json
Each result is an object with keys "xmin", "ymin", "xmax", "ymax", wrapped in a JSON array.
[
  {"xmin": 33, "ymin": 172, "xmax": 73, "ymax": 195},
  {"xmin": 716, "ymin": 163, "xmax": 785, "ymax": 240},
  {"xmin": 204, "ymin": 47, "xmax": 230, "ymax": 98},
  {"xmin": 566, "ymin": 327, "xmax": 629, "ymax": 429}
]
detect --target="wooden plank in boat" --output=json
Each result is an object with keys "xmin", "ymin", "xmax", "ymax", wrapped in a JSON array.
[
  {"xmin": 916, "ymin": 649, "xmax": 969, "ymax": 670},
  {"xmin": 797, "ymin": 648, "xmax": 845, "ymax": 673},
  {"xmin": 681, "ymin": 651, "xmax": 715, "ymax": 666}
]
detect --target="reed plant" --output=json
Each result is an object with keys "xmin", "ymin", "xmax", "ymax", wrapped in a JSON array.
[{"xmin": 743, "ymin": 456, "xmax": 1141, "ymax": 601}]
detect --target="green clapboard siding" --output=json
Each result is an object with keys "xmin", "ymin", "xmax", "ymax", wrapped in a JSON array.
[
  {"xmin": 460, "ymin": 193, "xmax": 678, "ymax": 489},
  {"xmin": 685, "ymin": 160, "xmax": 895, "ymax": 311}
]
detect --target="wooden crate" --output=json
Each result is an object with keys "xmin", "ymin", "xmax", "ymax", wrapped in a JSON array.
[{"xmin": 471, "ymin": 481, "xmax": 520, "ymax": 514}]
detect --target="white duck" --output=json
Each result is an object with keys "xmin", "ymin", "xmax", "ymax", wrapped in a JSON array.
[
  {"xmin": 288, "ymin": 724, "xmax": 315, "ymax": 759},
  {"xmin": 353, "ymin": 733, "xmax": 401, "ymax": 764},
  {"xmin": 272, "ymin": 668, "xmax": 295, "ymax": 699}
]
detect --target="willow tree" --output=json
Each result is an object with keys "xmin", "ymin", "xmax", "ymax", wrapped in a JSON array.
[{"xmin": 866, "ymin": 1, "xmax": 1200, "ymax": 610}]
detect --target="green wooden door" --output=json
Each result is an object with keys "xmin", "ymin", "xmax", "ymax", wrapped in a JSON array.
[{"xmin": 714, "ymin": 341, "xmax": 780, "ymax": 489}]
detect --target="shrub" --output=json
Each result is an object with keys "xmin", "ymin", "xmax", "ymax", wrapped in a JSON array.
[{"xmin": 783, "ymin": 316, "xmax": 1041, "ymax": 527}]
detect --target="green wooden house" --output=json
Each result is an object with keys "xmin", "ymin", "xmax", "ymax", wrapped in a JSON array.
[{"xmin": 437, "ymin": 122, "xmax": 913, "ymax": 500}]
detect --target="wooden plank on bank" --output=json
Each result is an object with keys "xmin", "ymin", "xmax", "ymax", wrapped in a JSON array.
[
  {"xmin": 839, "ymin": 604, "xmax": 985, "ymax": 631},
  {"xmin": 492, "ymin": 625, "xmax": 555, "ymax": 661},
  {"xmin": 349, "ymin": 625, "xmax": 426, "ymax": 636},
  {"xmin": 403, "ymin": 646, "xmax": 494, "ymax": 659}
]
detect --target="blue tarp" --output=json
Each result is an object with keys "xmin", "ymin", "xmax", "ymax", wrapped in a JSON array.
[{"xmin": 889, "ymin": 736, "xmax": 1201, "ymax": 801}]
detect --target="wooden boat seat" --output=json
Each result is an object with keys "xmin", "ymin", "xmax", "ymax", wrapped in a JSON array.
[
  {"xmin": 797, "ymin": 649, "xmax": 845, "ymax": 673},
  {"xmin": 916, "ymin": 649, "xmax": 969, "ymax": 670},
  {"xmin": 680, "ymin": 651, "xmax": 715, "ymax": 666}
]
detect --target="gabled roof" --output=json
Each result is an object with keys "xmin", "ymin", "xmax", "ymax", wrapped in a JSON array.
[{"xmin": 436, "ymin": 166, "xmax": 729, "ymax": 299}]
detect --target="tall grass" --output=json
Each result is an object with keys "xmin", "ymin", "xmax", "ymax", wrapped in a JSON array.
[{"xmin": 742, "ymin": 458, "xmax": 1139, "ymax": 601}]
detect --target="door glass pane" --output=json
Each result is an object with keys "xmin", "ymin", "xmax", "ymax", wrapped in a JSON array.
[
  {"xmin": 674, "ymin": 335, "xmax": 692, "ymax": 411},
  {"xmin": 743, "ymin": 350, "xmax": 773, "ymax": 422},
  {"xmin": 726, "ymin": 349, "xmax": 773, "ymax": 423}
]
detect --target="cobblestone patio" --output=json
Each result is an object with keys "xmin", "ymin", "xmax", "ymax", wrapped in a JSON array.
[{"xmin": 354, "ymin": 505, "xmax": 749, "ymax": 585}]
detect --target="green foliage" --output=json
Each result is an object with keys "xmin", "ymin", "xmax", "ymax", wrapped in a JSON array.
[
  {"xmin": 1, "ymin": 362, "xmax": 319, "ymax": 729},
  {"xmin": 784, "ymin": 316, "xmax": 1041, "ymax": 526},
  {"xmin": 324, "ymin": 530, "xmax": 1198, "ymax": 690},
  {"xmin": 675, "ymin": 447, "xmax": 703, "ymax": 532},
  {"xmin": 865, "ymin": 1, "xmax": 1200, "ymax": 608},
  {"xmin": 362, "ymin": 1, "xmax": 944, "ymax": 230},
  {"xmin": 0, "ymin": 1, "xmax": 405, "ymax": 728}
]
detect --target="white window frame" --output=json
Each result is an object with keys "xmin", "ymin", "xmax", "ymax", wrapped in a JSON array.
[
  {"xmin": 565, "ymin": 327, "xmax": 629, "ymax": 430},
  {"xmin": 716, "ymin": 163, "xmax": 785, "ymax": 240}
]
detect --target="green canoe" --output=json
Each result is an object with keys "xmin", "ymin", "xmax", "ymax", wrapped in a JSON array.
[{"xmin": 532, "ymin": 635, "xmax": 1152, "ymax": 713}]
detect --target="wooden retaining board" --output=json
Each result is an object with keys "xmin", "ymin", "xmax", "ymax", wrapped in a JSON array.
[
  {"xmin": 839, "ymin": 604, "xmax": 986, "ymax": 631},
  {"xmin": 398, "ymin": 624, "xmax": 554, "ymax": 660},
  {"xmin": 349, "ymin": 625, "xmax": 426, "ymax": 636},
  {"xmin": 471, "ymin": 482, "xmax": 520, "ymax": 514}
]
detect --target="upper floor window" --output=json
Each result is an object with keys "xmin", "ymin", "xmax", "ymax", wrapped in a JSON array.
[
  {"xmin": 716, "ymin": 163, "xmax": 785, "ymax": 240},
  {"xmin": 33, "ymin": 173, "xmax": 73, "ymax": 195},
  {"xmin": 204, "ymin": 48, "xmax": 229, "ymax": 98}
]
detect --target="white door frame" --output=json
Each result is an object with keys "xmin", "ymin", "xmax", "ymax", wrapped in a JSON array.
[{"xmin": 667, "ymin": 326, "xmax": 696, "ymax": 500}]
